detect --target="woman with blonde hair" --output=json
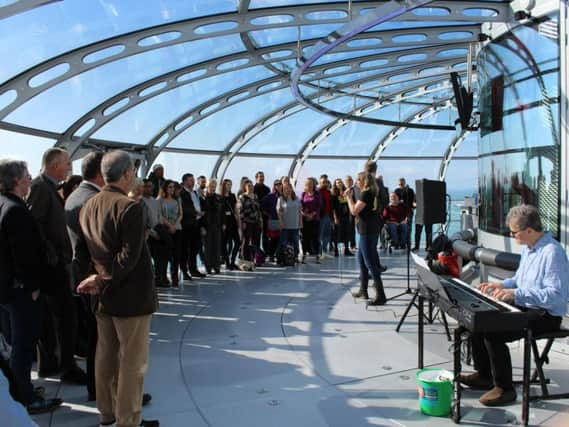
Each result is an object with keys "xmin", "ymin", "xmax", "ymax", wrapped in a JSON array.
[
  {"xmin": 345, "ymin": 172, "xmax": 386, "ymax": 306},
  {"xmin": 277, "ymin": 182, "xmax": 302, "ymax": 262}
]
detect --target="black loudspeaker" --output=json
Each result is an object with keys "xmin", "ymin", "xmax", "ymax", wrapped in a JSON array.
[{"xmin": 415, "ymin": 179, "xmax": 446, "ymax": 225}]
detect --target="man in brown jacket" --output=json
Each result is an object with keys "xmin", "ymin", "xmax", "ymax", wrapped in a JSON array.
[{"xmin": 77, "ymin": 150, "xmax": 158, "ymax": 427}]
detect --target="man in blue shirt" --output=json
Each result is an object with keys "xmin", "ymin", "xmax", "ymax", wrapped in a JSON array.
[{"xmin": 459, "ymin": 204, "xmax": 569, "ymax": 406}]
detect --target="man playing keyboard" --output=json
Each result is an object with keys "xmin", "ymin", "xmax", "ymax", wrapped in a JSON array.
[{"xmin": 459, "ymin": 204, "xmax": 569, "ymax": 406}]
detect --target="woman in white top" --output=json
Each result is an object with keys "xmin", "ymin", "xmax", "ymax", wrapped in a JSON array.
[
  {"xmin": 158, "ymin": 179, "xmax": 183, "ymax": 287},
  {"xmin": 276, "ymin": 183, "xmax": 302, "ymax": 260}
]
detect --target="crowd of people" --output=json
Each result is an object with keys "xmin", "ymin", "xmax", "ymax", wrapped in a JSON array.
[
  {"xmin": 1, "ymin": 146, "xmax": 569, "ymax": 426},
  {"xmin": 0, "ymin": 148, "xmax": 428, "ymax": 427}
]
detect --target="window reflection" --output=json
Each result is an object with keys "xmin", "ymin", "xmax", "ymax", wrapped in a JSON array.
[{"xmin": 478, "ymin": 13, "xmax": 560, "ymax": 238}]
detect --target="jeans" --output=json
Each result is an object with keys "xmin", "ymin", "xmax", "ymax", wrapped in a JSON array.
[
  {"xmin": 357, "ymin": 233, "xmax": 383, "ymax": 283},
  {"xmin": 387, "ymin": 223, "xmax": 408, "ymax": 248},
  {"xmin": 279, "ymin": 229, "xmax": 300, "ymax": 257},
  {"xmin": 319, "ymin": 216, "xmax": 332, "ymax": 254},
  {"xmin": 1, "ymin": 291, "xmax": 41, "ymax": 404}
]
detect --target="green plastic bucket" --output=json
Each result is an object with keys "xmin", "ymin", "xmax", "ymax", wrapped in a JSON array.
[{"xmin": 416, "ymin": 368, "xmax": 453, "ymax": 417}]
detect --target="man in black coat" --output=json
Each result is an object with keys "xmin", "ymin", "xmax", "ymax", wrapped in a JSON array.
[
  {"xmin": 180, "ymin": 173, "xmax": 205, "ymax": 278},
  {"xmin": 64, "ymin": 151, "xmax": 104, "ymax": 400},
  {"xmin": 0, "ymin": 159, "xmax": 62, "ymax": 414},
  {"xmin": 27, "ymin": 147, "xmax": 86, "ymax": 384}
]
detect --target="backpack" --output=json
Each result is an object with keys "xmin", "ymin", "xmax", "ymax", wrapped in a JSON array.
[
  {"xmin": 251, "ymin": 246, "xmax": 265, "ymax": 267},
  {"xmin": 277, "ymin": 244, "xmax": 296, "ymax": 266}
]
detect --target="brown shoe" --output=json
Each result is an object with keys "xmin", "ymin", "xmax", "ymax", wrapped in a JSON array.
[
  {"xmin": 479, "ymin": 386, "xmax": 517, "ymax": 406},
  {"xmin": 458, "ymin": 372, "xmax": 493, "ymax": 390}
]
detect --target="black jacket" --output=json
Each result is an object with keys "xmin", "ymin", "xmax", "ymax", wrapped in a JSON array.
[
  {"xmin": 180, "ymin": 187, "xmax": 198, "ymax": 228},
  {"xmin": 0, "ymin": 192, "xmax": 47, "ymax": 303}
]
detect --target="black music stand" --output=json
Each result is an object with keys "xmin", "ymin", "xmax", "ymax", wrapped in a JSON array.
[{"xmin": 395, "ymin": 253, "xmax": 451, "ymax": 340}]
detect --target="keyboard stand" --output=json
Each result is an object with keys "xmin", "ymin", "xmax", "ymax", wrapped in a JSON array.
[{"xmin": 396, "ymin": 283, "xmax": 451, "ymax": 341}]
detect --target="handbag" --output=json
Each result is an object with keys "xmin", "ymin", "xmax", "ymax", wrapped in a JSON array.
[{"xmin": 153, "ymin": 224, "xmax": 173, "ymax": 247}]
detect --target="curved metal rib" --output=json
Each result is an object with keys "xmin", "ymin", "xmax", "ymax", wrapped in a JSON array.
[
  {"xmin": 0, "ymin": 0, "xmax": 59, "ymax": 20},
  {"xmin": 439, "ymin": 130, "xmax": 471, "ymax": 180}
]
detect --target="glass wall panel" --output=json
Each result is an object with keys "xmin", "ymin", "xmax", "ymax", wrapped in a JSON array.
[
  {"xmin": 478, "ymin": 13, "xmax": 560, "ymax": 237},
  {"xmin": 0, "ymin": 0, "xmax": 239, "ymax": 82},
  {"xmin": 170, "ymin": 88, "xmax": 295, "ymax": 151},
  {"xmin": 223, "ymin": 156, "xmax": 292, "ymax": 187},
  {"xmin": 5, "ymin": 35, "xmax": 246, "ymax": 132},
  {"xmin": 452, "ymin": 132, "xmax": 478, "ymax": 157},
  {"xmin": 381, "ymin": 108, "xmax": 459, "ymax": 157},
  {"xmin": 0, "ymin": 130, "xmax": 55, "ymax": 176},
  {"xmin": 92, "ymin": 66, "xmax": 274, "ymax": 144},
  {"xmin": 295, "ymin": 158, "xmax": 365, "ymax": 193},
  {"xmin": 241, "ymin": 96, "xmax": 363, "ymax": 154},
  {"xmin": 312, "ymin": 103, "xmax": 422, "ymax": 156},
  {"xmin": 152, "ymin": 152, "xmax": 219, "ymax": 182}
]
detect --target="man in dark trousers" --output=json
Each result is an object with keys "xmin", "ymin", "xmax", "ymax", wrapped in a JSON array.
[
  {"xmin": 64, "ymin": 151, "xmax": 104, "ymax": 400},
  {"xmin": 253, "ymin": 171, "xmax": 270, "ymax": 251},
  {"xmin": 27, "ymin": 147, "xmax": 87, "ymax": 384},
  {"xmin": 77, "ymin": 150, "xmax": 159, "ymax": 427},
  {"xmin": 394, "ymin": 177, "xmax": 415, "ymax": 249},
  {"xmin": 180, "ymin": 173, "xmax": 205, "ymax": 279},
  {"xmin": 0, "ymin": 159, "xmax": 63, "ymax": 414}
]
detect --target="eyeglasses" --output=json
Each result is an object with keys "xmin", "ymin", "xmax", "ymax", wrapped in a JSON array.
[{"xmin": 509, "ymin": 228, "xmax": 526, "ymax": 237}]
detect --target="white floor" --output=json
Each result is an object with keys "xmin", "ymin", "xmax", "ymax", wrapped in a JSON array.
[{"xmin": 31, "ymin": 251, "xmax": 569, "ymax": 427}]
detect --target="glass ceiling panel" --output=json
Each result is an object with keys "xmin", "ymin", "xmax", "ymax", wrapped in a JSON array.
[
  {"xmin": 169, "ymin": 88, "xmax": 295, "ymax": 151},
  {"xmin": 92, "ymin": 66, "xmax": 274, "ymax": 144},
  {"xmin": 151, "ymin": 152, "xmax": 219, "ymax": 182},
  {"xmin": 224, "ymin": 156, "xmax": 292, "ymax": 188},
  {"xmin": 0, "ymin": 129, "xmax": 55, "ymax": 177},
  {"xmin": 382, "ymin": 108, "xmax": 459, "ymax": 156},
  {"xmin": 241, "ymin": 96, "xmax": 364, "ymax": 154},
  {"xmin": 0, "ymin": 0, "xmax": 239, "ymax": 82},
  {"xmin": 5, "ymin": 34, "xmax": 246, "ymax": 132},
  {"xmin": 312, "ymin": 103, "xmax": 423, "ymax": 156},
  {"xmin": 250, "ymin": 0, "xmax": 360, "ymax": 8},
  {"xmin": 249, "ymin": 23, "xmax": 341, "ymax": 47}
]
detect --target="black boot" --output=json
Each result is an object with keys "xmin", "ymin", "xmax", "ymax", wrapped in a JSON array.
[
  {"xmin": 367, "ymin": 280, "xmax": 387, "ymax": 306},
  {"xmin": 352, "ymin": 277, "xmax": 369, "ymax": 299}
]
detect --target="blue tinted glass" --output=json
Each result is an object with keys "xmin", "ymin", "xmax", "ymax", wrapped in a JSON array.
[
  {"xmin": 242, "ymin": 96, "xmax": 357, "ymax": 154},
  {"xmin": 382, "ymin": 108, "xmax": 458, "ymax": 156},
  {"xmin": 224, "ymin": 157, "xmax": 292, "ymax": 187},
  {"xmin": 92, "ymin": 66, "xmax": 274, "ymax": 144},
  {"xmin": 312, "ymin": 103, "xmax": 423, "ymax": 155},
  {"xmin": 5, "ymin": 34, "xmax": 246, "ymax": 132},
  {"xmin": 0, "ymin": 0, "xmax": 239, "ymax": 82},
  {"xmin": 152, "ymin": 152, "xmax": 219, "ymax": 181},
  {"xmin": 0, "ymin": 129, "xmax": 55, "ymax": 176},
  {"xmin": 169, "ymin": 89, "xmax": 295, "ymax": 150}
]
